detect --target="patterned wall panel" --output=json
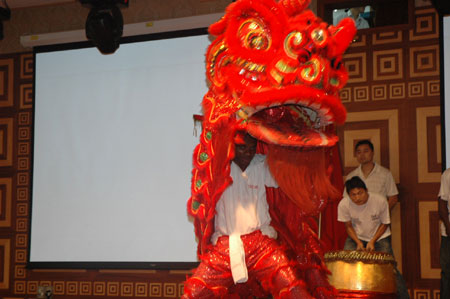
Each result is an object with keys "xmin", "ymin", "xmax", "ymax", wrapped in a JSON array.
[
  {"xmin": 12, "ymin": 54, "xmax": 33, "ymax": 299},
  {"xmin": 16, "ymin": 270, "xmax": 187, "ymax": 298},
  {"xmin": 19, "ymin": 84, "xmax": 33, "ymax": 110},
  {"xmin": 0, "ymin": 118, "xmax": 13, "ymax": 167},
  {"xmin": 409, "ymin": 45, "xmax": 439, "ymax": 78},
  {"xmin": 409, "ymin": 81, "xmax": 425, "ymax": 98},
  {"xmin": 150, "ymin": 283, "xmax": 162, "ymax": 297},
  {"xmin": 390, "ymin": 83, "xmax": 406, "ymax": 100},
  {"xmin": 416, "ymin": 106, "xmax": 441, "ymax": 183},
  {"xmin": 371, "ymin": 84, "xmax": 387, "ymax": 101},
  {"xmin": 19, "ymin": 54, "xmax": 33, "ymax": 80},
  {"xmin": 0, "ymin": 59, "xmax": 14, "ymax": 107},
  {"xmin": 343, "ymin": 53, "xmax": 367, "ymax": 83},
  {"xmin": 372, "ymin": 31, "xmax": 403, "ymax": 45},
  {"xmin": 349, "ymin": 34, "xmax": 367, "ymax": 48},
  {"xmin": 164, "ymin": 283, "xmax": 177, "ymax": 298},
  {"xmin": 339, "ymin": 87, "xmax": 351, "ymax": 103},
  {"xmin": 79, "ymin": 281, "xmax": 92, "ymax": 296},
  {"xmin": 428, "ymin": 80, "xmax": 440, "ymax": 97},
  {"xmin": 418, "ymin": 201, "xmax": 440, "ymax": 279},
  {"xmin": 353, "ymin": 86, "xmax": 369, "ymax": 102},
  {"xmin": 0, "ymin": 178, "xmax": 12, "ymax": 228},
  {"xmin": 373, "ymin": 49, "xmax": 403, "ymax": 81},
  {"xmin": 409, "ymin": 8, "xmax": 439, "ymax": 41},
  {"xmin": 0, "ymin": 238, "xmax": 11, "ymax": 289},
  {"xmin": 414, "ymin": 289, "xmax": 431, "ymax": 299},
  {"xmin": 434, "ymin": 289, "xmax": 440, "ymax": 299}
]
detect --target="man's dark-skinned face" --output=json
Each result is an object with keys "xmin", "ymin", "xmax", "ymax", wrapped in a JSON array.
[{"xmin": 234, "ymin": 134, "xmax": 257, "ymax": 171}]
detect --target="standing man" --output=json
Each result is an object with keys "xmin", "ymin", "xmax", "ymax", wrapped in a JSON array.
[
  {"xmin": 338, "ymin": 176, "xmax": 409, "ymax": 299},
  {"xmin": 346, "ymin": 139, "xmax": 398, "ymax": 211},
  {"xmin": 438, "ymin": 168, "xmax": 450, "ymax": 298}
]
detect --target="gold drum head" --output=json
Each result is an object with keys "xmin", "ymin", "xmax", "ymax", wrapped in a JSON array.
[{"xmin": 324, "ymin": 250, "xmax": 397, "ymax": 294}]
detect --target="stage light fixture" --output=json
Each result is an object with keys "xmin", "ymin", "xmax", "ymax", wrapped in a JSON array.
[
  {"xmin": 0, "ymin": 0, "xmax": 11, "ymax": 41},
  {"xmin": 80, "ymin": 0, "xmax": 128, "ymax": 54}
]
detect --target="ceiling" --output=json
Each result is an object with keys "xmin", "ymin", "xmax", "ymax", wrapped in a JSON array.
[{"xmin": 7, "ymin": 0, "xmax": 75, "ymax": 9}]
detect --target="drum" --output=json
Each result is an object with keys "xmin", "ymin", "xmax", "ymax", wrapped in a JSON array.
[{"xmin": 324, "ymin": 250, "xmax": 397, "ymax": 298}]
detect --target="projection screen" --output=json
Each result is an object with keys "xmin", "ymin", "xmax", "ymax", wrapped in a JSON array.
[
  {"xmin": 30, "ymin": 30, "xmax": 211, "ymax": 268},
  {"xmin": 444, "ymin": 15, "xmax": 450, "ymax": 169}
]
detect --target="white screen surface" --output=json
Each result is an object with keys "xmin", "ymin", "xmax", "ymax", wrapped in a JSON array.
[
  {"xmin": 31, "ymin": 34, "xmax": 210, "ymax": 263},
  {"xmin": 445, "ymin": 16, "xmax": 450, "ymax": 169}
]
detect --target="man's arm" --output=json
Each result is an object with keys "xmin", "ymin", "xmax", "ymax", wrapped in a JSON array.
[
  {"xmin": 344, "ymin": 221, "xmax": 364, "ymax": 250},
  {"xmin": 385, "ymin": 170, "xmax": 399, "ymax": 211},
  {"xmin": 439, "ymin": 197, "xmax": 450, "ymax": 236},
  {"xmin": 366, "ymin": 223, "xmax": 388, "ymax": 251},
  {"xmin": 388, "ymin": 195, "xmax": 398, "ymax": 211}
]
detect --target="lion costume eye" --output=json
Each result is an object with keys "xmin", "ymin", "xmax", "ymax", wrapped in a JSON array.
[
  {"xmin": 238, "ymin": 19, "xmax": 271, "ymax": 50},
  {"xmin": 310, "ymin": 28, "xmax": 327, "ymax": 48},
  {"xmin": 284, "ymin": 31, "xmax": 305, "ymax": 59}
]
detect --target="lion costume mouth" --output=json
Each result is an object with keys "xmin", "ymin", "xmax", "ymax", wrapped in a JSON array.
[
  {"xmin": 236, "ymin": 84, "xmax": 346, "ymax": 147},
  {"xmin": 246, "ymin": 104, "xmax": 338, "ymax": 147}
]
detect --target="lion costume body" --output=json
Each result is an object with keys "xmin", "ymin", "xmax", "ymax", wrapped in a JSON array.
[{"xmin": 184, "ymin": 0, "xmax": 356, "ymax": 297}]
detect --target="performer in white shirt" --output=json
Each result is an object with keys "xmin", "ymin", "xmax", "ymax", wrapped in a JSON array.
[
  {"xmin": 438, "ymin": 168, "xmax": 450, "ymax": 298},
  {"xmin": 345, "ymin": 139, "xmax": 398, "ymax": 211},
  {"xmin": 182, "ymin": 133, "xmax": 314, "ymax": 298},
  {"xmin": 338, "ymin": 176, "xmax": 409, "ymax": 299},
  {"xmin": 338, "ymin": 176, "xmax": 391, "ymax": 251}
]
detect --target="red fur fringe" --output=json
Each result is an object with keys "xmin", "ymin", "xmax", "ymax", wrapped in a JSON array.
[
  {"xmin": 279, "ymin": 0, "xmax": 311, "ymax": 16},
  {"xmin": 266, "ymin": 145, "xmax": 340, "ymax": 216}
]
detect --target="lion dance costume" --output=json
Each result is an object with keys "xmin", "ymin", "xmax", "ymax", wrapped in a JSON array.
[{"xmin": 183, "ymin": 0, "xmax": 356, "ymax": 298}]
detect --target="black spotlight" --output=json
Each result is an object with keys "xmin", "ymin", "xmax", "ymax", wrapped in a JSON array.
[
  {"xmin": 0, "ymin": 0, "xmax": 11, "ymax": 40},
  {"xmin": 80, "ymin": 0, "xmax": 128, "ymax": 54}
]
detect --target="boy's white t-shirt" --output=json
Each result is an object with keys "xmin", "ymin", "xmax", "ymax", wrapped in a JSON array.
[
  {"xmin": 438, "ymin": 168, "xmax": 450, "ymax": 236},
  {"xmin": 338, "ymin": 191, "xmax": 391, "ymax": 242}
]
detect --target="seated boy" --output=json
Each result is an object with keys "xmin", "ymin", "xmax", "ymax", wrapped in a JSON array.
[{"xmin": 338, "ymin": 176, "xmax": 409, "ymax": 298}]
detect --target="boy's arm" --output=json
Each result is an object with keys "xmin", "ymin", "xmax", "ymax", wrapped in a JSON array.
[
  {"xmin": 366, "ymin": 223, "xmax": 388, "ymax": 251},
  {"xmin": 439, "ymin": 198, "xmax": 450, "ymax": 236},
  {"xmin": 344, "ymin": 221, "xmax": 364, "ymax": 250}
]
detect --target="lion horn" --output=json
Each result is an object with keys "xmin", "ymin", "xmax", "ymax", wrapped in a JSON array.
[{"xmin": 279, "ymin": 0, "xmax": 311, "ymax": 16}]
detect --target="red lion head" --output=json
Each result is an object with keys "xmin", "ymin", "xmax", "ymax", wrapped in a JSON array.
[{"xmin": 204, "ymin": 0, "xmax": 356, "ymax": 147}]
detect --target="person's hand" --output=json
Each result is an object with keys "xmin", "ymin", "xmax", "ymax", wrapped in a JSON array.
[
  {"xmin": 366, "ymin": 241, "xmax": 375, "ymax": 251},
  {"xmin": 356, "ymin": 241, "xmax": 365, "ymax": 251}
]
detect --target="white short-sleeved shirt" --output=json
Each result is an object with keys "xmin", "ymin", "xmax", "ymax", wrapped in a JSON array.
[
  {"xmin": 338, "ymin": 192, "xmax": 391, "ymax": 242},
  {"xmin": 345, "ymin": 163, "xmax": 398, "ymax": 199},
  {"xmin": 438, "ymin": 168, "xmax": 450, "ymax": 236},
  {"xmin": 212, "ymin": 154, "xmax": 278, "ymax": 283}
]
